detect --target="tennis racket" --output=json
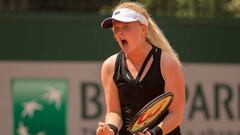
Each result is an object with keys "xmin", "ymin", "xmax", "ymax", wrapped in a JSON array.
[{"xmin": 128, "ymin": 91, "xmax": 174, "ymax": 134}]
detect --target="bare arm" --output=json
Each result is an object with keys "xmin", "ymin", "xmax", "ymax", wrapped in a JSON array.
[
  {"xmin": 159, "ymin": 52, "xmax": 185, "ymax": 134},
  {"xmin": 96, "ymin": 54, "xmax": 123, "ymax": 135}
]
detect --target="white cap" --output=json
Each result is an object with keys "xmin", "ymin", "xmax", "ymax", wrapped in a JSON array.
[{"xmin": 101, "ymin": 8, "xmax": 148, "ymax": 28}]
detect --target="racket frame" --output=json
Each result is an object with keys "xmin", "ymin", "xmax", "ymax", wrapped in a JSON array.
[{"xmin": 128, "ymin": 92, "xmax": 174, "ymax": 134}]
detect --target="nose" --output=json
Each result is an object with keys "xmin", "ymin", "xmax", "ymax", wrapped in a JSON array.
[
  {"xmin": 118, "ymin": 32, "xmax": 126, "ymax": 40},
  {"xmin": 117, "ymin": 29, "xmax": 125, "ymax": 35},
  {"xmin": 115, "ymin": 29, "xmax": 125, "ymax": 39}
]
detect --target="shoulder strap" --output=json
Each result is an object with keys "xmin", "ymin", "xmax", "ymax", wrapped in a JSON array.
[
  {"xmin": 153, "ymin": 46, "xmax": 162, "ymax": 66},
  {"xmin": 135, "ymin": 47, "xmax": 155, "ymax": 83},
  {"xmin": 113, "ymin": 51, "xmax": 124, "ymax": 81}
]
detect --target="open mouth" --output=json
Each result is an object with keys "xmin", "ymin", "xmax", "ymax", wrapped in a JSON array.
[{"xmin": 121, "ymin": 39, "xmax": 128, "ymax": 47}]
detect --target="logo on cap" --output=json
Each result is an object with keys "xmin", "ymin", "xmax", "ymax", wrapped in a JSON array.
[{"xmin": 114, "ymin": 11, "xmax": 120, "ymax": 16}]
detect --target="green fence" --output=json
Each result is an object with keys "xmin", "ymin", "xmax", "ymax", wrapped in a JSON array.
[{"xmin": 1, "ymin": 13, "xmax": 240, "ymax": 63}]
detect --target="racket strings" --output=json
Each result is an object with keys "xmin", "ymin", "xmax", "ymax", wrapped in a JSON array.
[{"xmin": 129, "ymin": 93, "xmax": 174, "ymax": 133}]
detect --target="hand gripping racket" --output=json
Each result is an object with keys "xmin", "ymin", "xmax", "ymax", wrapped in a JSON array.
[{"xmin": 128, "ymin": 91, "xmax": 174, "ymax": 134}]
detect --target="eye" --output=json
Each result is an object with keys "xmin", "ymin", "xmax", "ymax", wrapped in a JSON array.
[
  {"xmin": 112, "ymin": 25, "xmax": 131, "ymax": 33},
  {"xmin": 113, "ymin": 27, "xmax": 120, "ymax": 33},
  {"xmin": 123, "ymin": 26, "xmax": 130, "ymax": 30}
]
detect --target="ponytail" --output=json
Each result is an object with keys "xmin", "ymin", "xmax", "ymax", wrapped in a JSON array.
[{"xmin": 146, "ymin": 17, "xmax": 181, "ymax": 66}]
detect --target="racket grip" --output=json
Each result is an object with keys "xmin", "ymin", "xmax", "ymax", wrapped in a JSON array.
[
  {"xmin": 149, "ymin": 126, "xmax": 163, "ymax": 135},
  {"xmin": 107, "ymin": 124, "xmax": 119, "ymax": 135}
]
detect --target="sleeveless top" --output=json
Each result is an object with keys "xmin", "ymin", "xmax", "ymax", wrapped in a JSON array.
[{"xmin": 113, "ymin": 46, "xmax": 181, "ymax": 135}]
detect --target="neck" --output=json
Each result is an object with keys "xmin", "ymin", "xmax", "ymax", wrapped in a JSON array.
[{"xmin": 125, "ymin": 41, "xmax": 152, "ymax": 65}]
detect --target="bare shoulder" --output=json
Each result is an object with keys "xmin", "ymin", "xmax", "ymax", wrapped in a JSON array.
[
  {"xmin": 101, "ymin": 53, "xmax": 119, "ymax": 74},
  {"xmin": 160, "ymin": 51, "xmax": 184, "ymax": 81},
  {"xmin": 161, "ymin": 51, "xmax": 181, "ymax": 70}
]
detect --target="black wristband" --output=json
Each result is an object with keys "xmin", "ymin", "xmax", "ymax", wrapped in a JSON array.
[
  {"xmin": 149, "ymin": 126, "xmax": 163, "ymax": 135},
  {"xmin": 107, "ymin": 124, "xmax": 118, "ymax": 135}
]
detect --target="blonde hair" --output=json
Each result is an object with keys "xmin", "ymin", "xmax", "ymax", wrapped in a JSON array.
[{"xmin": 114, "ymin": 1, "xmax": 181, "ymax": 66}]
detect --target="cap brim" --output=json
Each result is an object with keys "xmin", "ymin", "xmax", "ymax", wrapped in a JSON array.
[
  {"xmin": 101, "ymin": 17, "xmax": 138, "ymax": 28},
  {"xmin": 101, "ymin": 17, "xmax": 114, "ymax": 28}
]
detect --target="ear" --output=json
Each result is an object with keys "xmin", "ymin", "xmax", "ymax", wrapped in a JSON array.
[{"xmin": 141, "ymin": 24, "xmax": 148, "ymax": 36}]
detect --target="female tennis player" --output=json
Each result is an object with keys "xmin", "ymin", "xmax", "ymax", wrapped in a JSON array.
[{"xmin": 96, "ymin": 1, "xmax": 185, "ymax": 135}]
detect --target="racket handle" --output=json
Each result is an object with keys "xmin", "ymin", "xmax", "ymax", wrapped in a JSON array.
[
  {"xmin": 107, "ymin": 124, "xmax": 119, "ymax": 135},
  {"xmin": 149, "ymin": 126, "xmax": 163, "ymax": 135}
]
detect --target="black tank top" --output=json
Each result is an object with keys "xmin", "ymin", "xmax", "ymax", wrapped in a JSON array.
[{"xmin": 113, "ymin": 46, "xmax": 181, "ymax": 135}]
